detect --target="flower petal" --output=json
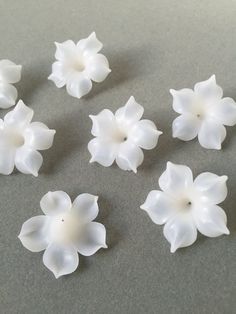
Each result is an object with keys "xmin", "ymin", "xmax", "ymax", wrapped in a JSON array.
[
  {"xmin": 170, "ymin": 88, "xmax": 195, "ymax": 114},
  {"xmin": 88, "ymin": 138, "xmax": 117, "ymax": 167},
  {"xmin": 140, "ymin": 190, "xmax": 175, "ymax": 225},
  {"xmin": 193, "ymin": 205, "xmax": 229, "ymax": 237},
  {"xmin": 116, "ymin": 141, "xmax": 144, "ymax": 173},
  {"xmin": 115, "ymin": 96, "xmax": 144, "ymax": 126},
  {"xmin": 85, "ymin": 53, "xmax": 111, "ymax": 82},
  {"xmin": 159, "ymin": 162, "xmax": 193, "ymax": 195},
  {"xmin": 43, "ymin": 243, "xmax": 79, "ymax": 278},
  {"xmin": 14, "ymin": 147, "xmax": 43, "ymax": 177},
  {"xmin": 72, "ymin": 194, "xmax": 99, "ymax": 223},
  {"xmin": 129, "ymin": 119, "xmax": 162, "ymax": 150},
  {"xmin": 54, "ymin": 40, "xmax": 76, "ymax": 61},
  {"xmin": 0, "ymin": 59, "xmax": 22, "ymax": 83},
  {"xmin": 18, "ymin": 215, "xmax": 51, "ymax": 252},
  {"xmin": 40, "ymin": 191, "xmax": 72, "ymax": 216},
  {"xmin": 76, "ymin": 222, "xmax": 107, "ymax": 256},
  {"xmin": 210, "ymin": 97, "xmax": 236, "ymax": 126},
  {"xmin": 77, "ymin": 32, "xmax": 103, "ymax": 57},
  {"xmin": 194, "ymin": 75, "xmax": 223, "ymax": 101},
  {"xmin": 194, "ymin": 172, "xmax": 228, "ymax": 205},
  {"xmin": 4, "ymin": 100, "xmax": 33, "ymax": 128},
  {"xmin": 163, "ymin": 214, "xmax": 197, "ymax": 253},
  {"xmin": 48, "ymin": 61, "xmax": 67, "ymax": 88},
  {"xmin": 66, "ymin": 72, "xmax": 92, "ymax": 98},
  {"xmin": 24, "ymin": 122, "xmax": 56, "ymax": 151},
  {"xmin": 89, "ymin": 109, "xmax": 115, "ymax": 137},
  {"xmin": 198, "ymin": 120, "xmax": 226, "ymax": 150},
  {"xmin": 172, "ymin": 114, "xmax": 200, "ymax": 141},
  {"xmin": 0, "ymin": 146, "xmax": 15, "ymax": 175},
  {"xmin": 0, "ymin": 83, "xmax": 17, "ymax": 109}
]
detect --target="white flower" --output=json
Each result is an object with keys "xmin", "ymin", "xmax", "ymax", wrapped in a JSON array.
[
  {"xmin": 171, "ymin": 75, "xmax": 236, "ymax": 149},
  {"xmin": 0, "ymin": 100, "xmax": 55, "ymax": 176},
  {"xmin": 0, "ymin": 59, "xmax": 22, "ymax": 109},
  {"xmin": 88, "ymin": 96, "xmax": 162, "ymax": 173},
  {"xmin": 141, "ymin": 162, "xmax": 229, "ymax": 253},
  {"xmin": 48, "ymin": 32, "xmax": 111, "ymax": 99},
  {"xmin": 18, "ymin": 191, "xmax": 107, "ymax": 278}
]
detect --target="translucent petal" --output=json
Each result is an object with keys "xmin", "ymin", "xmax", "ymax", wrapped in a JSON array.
[
  {"xmin": 14, "ymin": 147, "xmax": 43, "ymax": 177},
  {"xmin": 0, "ymin": 146, "xmax": 15, "ymax": 175},
  {"xmin": 115, "ymin": 96, "xmax": 144, "ymax": 126},
  {"xmin": 170, "ymin": 88, "xmax": 195, "ymax": 114},
  {"xmin": 66, "ymin": 72, "xmax": 92, "ymax": 98},
  {"xmin": 85, "ymin": 53, "xmax": 111, "ymax": 82},
  {"xmin": 89, "ymin": 109, "xmax": 115, "ymax": 137},
  {"xmin": 48, "ymin": 61, "xmax": 67, "ymax": 88},
  {"xmin": 4, "ymin": 100, "xmax": 33, "ymax": 128},
  {"xmin": 194, "ymin": 75, "xmax": 223, "ymax": 101},
  {"xmin": 194, "ymin": 172, "xmax": 228, "ymax": 204},
  {"xmin": 198, "ymin": 120, "xmax": 226, "ymax": 150},
  {"xmin": 76, "ymin": 222, "xmax": 107, "ymax": 256},
  {"xmin": 72, "ymin": 193, "xmax": 99, "ymax": 223},
  {"xmin": 77, "ymin": 32, "xmax": 103, "ymax": 57},
  {"xmin": 210, "ymin": 97, "xmax": 236, "ymax": 126},
  {"xmin": 18, "ymin": 215, "xmax": 51, "ymax": 252},
  {"xmin": 116, "ymin": 141, "xmax": 144, "ymax": 173},
  {"xmin": 172, "ymin": 114, "xmax": 200, "ymax": 141},
  {"xmin": 43, "ymin": 243, "xmax": 79, "ymax": 278},
  {"xmin": 88, "ymin": 138, "xmax": 117, "ymax": 167},
  {"xmin": 55, "ymin": 40, "xmax": 76, "ymax": 61},
  {"xmin": 40, "ymin": 191, "xmax": 72, "ymax": 216},
  {"xmin": 0, "ymin": 83, "xmax": 17, "ymax": 109},
  {"xmin": 0, "ymin": 59, "xmax": 22, "ymax": 83},
  {"xmin": 24, "ymin": 122, "xmax": 56, "ymax": 150}
]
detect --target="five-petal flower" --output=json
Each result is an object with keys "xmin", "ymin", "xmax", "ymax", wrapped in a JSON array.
[
  {"xmin": 0, "ymin": 100, "xmax": 56, "ymax": 176},
  {"xmin": 171, "ymin": 75, "xmax": 236, "ymax": 149},
  {"xmin": 48, "ymin": 32, "xmax": 111, "ymax": 99},
  {"xmin": 0, "ymin": 59, "xmax": 22, "ymax": 109},
  {"xmin": 18, "ymin": 191, "xmax": 107, "ymax": 278},
  {"xmin": 88, "ymin": 96, "xmax": 162, "ymax": 173},
  {"xmin": 141, "ymin": 162, "xmax": 229, "ymax": 253}
]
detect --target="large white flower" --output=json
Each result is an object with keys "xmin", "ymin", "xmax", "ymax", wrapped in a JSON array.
[
  {"xmin": 19, "ymin": 191, "xmax": 107, "ymax": 278},
  {"xmin": 0, "ymin": 59, "xmax": 22, "ymax": 109},
  {"xmin": 48, "ymin": 32, "xmax": 111, "ymax": 99},
  {"xmin": 141, "ymin": 162, "xmax": 229, "ymax": 253},
  {"xmin": 88, "ymin": 96, "xmax": 162, "ymax": 173},
  {"xmin": 0, "ymin": 100, "xmax": 55, "ymax": 176},
  {"xmin": 171, "ymin": 75, "xmax": 236, "ymax": 149}
]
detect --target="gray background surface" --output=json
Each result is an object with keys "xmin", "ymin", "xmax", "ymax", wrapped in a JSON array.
[{"xmin": 0, "ymin": 1, "xmax": 235, "ymax": 313}]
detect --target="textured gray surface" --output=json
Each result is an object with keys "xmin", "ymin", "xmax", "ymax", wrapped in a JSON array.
[{"xmin": 0, "ymin": 1, "xmax": 236, "ymax": 313}]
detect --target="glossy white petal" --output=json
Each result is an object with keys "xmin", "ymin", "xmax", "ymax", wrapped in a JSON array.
[
  {"xmin": 193, "ymin": 205, "xmax": 229, "ymax": 237},
  {"xmin": 88, "ymin": 138, "xmax": 117, "ymax": 167},
  {"xmin": 194, "ymin": 172, "xmax": 228, "ymax": 205},
  {"xmin": 76, "ymin": 222, "xmax": 107, "ymax": 256},
  {"xmin": 0, "ymin": 59, "xmax": 22, "ymax": 83},
  {"xmin": 170, "ymin": 88, "xmax": 195, "ymax": 114},
  {"xmin": 159, "ymin": 162, "xmax": 193, "ymax": 195},
  {"xmin": 116, "ymin": 141, "xmax": 144, "ymax": 173},
  {"xmin": 77, "ymin": 32, "xmax": 103, "ymax": 56},
  {"xmin": 194, "ymin": 75, "xmax": 223, "ymax": 101},
  {"xmin": 198, "ymin": 120, "xmax": 226, "ymax": 150},
  {"xmin": 129, "ymin": 119, "xmax": 162, "ymax": 150},
  {"xmin": 89, "ymin": 109, "xmax": 115, "ymax": 137},
  {"xmin": 48, "ymin": 61, "xmax": 67, "ymax": 88},
  {"xmin": 24, "ymin": 122, "xmax": 56, "ymax": 151},
  {"xmin": 85, "ymin": 54, "xmax": 111, "ymax": 82},
  {"xmin": 54, "ymin": 40, "xmax": 76, "ymax": 61},
  {"xmin": 140, "ymin": 190, "xmax": 175, "ymax": 225},
  {"xmin": 163, "ymin": 214, "xmax": 197, "ymax": 253},
  {"xmin": 14, "ymin": 147, "xmax": 43, "ymax": 177},
  {"xmin": 18, "ymin": 216, "xmax": 51, "ymax": 252},
  {"xmin": 66, "ymin": 72, "xmax": 92, "ymax": 99},
  {"xmin": 211, "ymin": 97, "xmax": 236, "ymax": 126},
  {"xmin": 172, "ymin": 114, "xmax": 201, "ymax": 141},
  {"xmin": 43, "ymin": 243, "xmax": 79, "ymax": 278},
  {"xmin": 4, "ymin": 100, "xmax": 33, "ymax": 128},
  {"xmin": 0, "ymin": 146, "xmax": 15, "ymax": 175},
  {"xmin": 72, "ymin": 194, "xmax": 99, "ymax": 223},
  {"xmin": 40, "ymin": 191, "xmax": 72, "ymax": 216},
  {"xmin": 0, "ymin": 83, "xmax": 17, "ymax": 109},
  {"xmin": 115, "ymin": 96, "xmax": 144, "ymax": 126}
]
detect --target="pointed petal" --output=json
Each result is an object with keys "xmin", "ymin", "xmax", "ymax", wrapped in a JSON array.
[
  {"xmin": 193, "ymin": 205, "xmax": 229, "ymax": 237},
  {"xmin": 88, "ymin": 138, "xmax": 117, "ymax": 167},
  {"xmin": 0, "ymin": 59, "xmax": 22, "ymax": 83},
  {"xmin": 210, "ymin": 97, "xmax": 236, "ymax": 126},
  {"xmin": 48, "ymin": 61, "xmax": 67, "ymax": 88},
  {"xmin": 0, "ymin": 83, "xmax": 17, "ymax": 109},
  {"xmin": 40, "ymin": 191, "xmax": 72, "ymax": 216},
  {"xmin": 4, "ymin": 100, "xmax": 33, "ymax": 128},
  {"xmin": 0, "ymin": 146, "xmax": 15, "ymax": 175},
  {"xmin": 66, "ymin": 73, "xmax": 92, "ymax": 98},
  {"xmin": 129, "ymin": 119, "xmax": 162, "ymax": 150},
  {"xmin": 24, "ymin": 122, "xmax": 56, "ymax": 151},
  {"xmin": 43, "ymin": 243, "xmax": 79, "ymax": 278},
  {"xmin": 72, "ymin": 193, "xmax": 99, "ymax": 223},
  {"xmin": 194, "ymin": 75, "xmax": 223, "ymax": 101},
  {"xmin": 172, "ymin": 114, "xmax": 200, "ymax": 141},
  {"xmin": 54, "ymin": 40, "xmax": 76, "ymax": 61},
  {"xmin": 77, "ymin": 32, "xmax": 103, "ymax": 57},
  {"xmin": 198, "ymin": 120, "xmax": 226, "ymax": 150},
  {"xmin": 14, "ymin": 147, "xmax": 43, "ymax": 177},
  {"xmin": 18, "ymin": 215, "xmax": 51, "ymax": 252},
  {"xmin": 85, "ymin": 53, "xmax": 111, "ymax": 82},
  {"xmin": 170, "ymin": 88, "xmax": 195, "ymax": 114},
  {"xmin": 140, "ymin": 190, "xmax": 175, "ymax": 225},
  {"xmin": 159, "ymin": 162, "xmax": 193, "ymax": 195},
  {"xmin": 163, "ymin": 214, "xmax": 197, "ymax": 253},
  {"xmin": 194, "ymin": 172, "xmax": 228, "ymax": 204},
  {"xmin": 115, "ymin": 96, "xmax": 144, "ymax": 126},
  {"xmin": 116, "ymin": 141, "xmax": 144, "ymax": 173},
  {"xmin": 89, "ymin": 109, "xmax": 115, "ymax": 137},
  {"xmin": 76, "ymin": 222, "xmax": 107, "ymax": 256}
]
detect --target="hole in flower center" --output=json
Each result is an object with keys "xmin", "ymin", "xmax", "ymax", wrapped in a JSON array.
[
  {"xmin": 177, "ymin": 198, "xmax": 194, "ymax": 212},
  {"xmin": 70, "ymin": 57, "xmax": 85, "ymax": 72},
  {"xmin": 113, "ymin": 130, "xmax": 128, "ymax": 143}
]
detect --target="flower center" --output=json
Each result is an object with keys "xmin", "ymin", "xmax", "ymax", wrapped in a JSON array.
[
  {"xmin": 176, "ymin": 198, "xmax": 193, "ymax": 212},
  {"xmin": 112, "ymin": 129, "xmax": 128, "ymax": 143},
  {"xmin": 7, "ymin": 131, "xmax": 25, "ymax": 148},
  {"xmin": 71, "ymin": 57, "xmax": 85, "ymax": 72}
]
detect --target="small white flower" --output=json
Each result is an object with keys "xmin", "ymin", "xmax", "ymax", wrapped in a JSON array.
[
  {"xmin": 0, "ymin": 100, "xmax": 55, "ymax": 176},
  {"xmin": 141, "ymin": 162, "xmax": 229, "ymax": 253},
  {"xmin": 88, "ymin": 96, "xmax": 162, "ymax": 173},
  {"xmin": 18, "ymin": 191, "xmax": 107, "ymax": 278},
  {"xmin": 171, "ymin": 75, "xmax": 236, "ymax": 149},
  {"xmin": 48, "ymin": 32, "xmax": 111, "ymax": 99},
  {"xmin": 0, "ymin": 59, "xmax": 22, "ymax": 109}
]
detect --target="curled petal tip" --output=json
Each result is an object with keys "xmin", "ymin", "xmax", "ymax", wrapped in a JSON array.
[
  {"xmin": 221, "ymin": 175, "xmax": 228, "ymax": 182},
  {"xmin": 224, "ymin": 228, "xmax": 230, "ymax": 235},
  {"xmin": 169, "ymin": 89, "xmax": 176, "ymax": 96},
  {"xmin": 103, "ymin": 244, "xmax": 108, "ymax": 249}
]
